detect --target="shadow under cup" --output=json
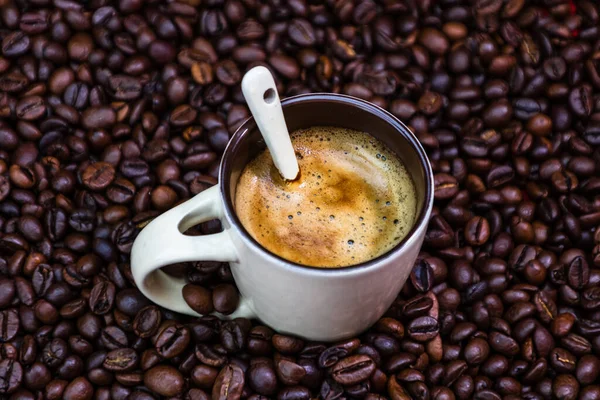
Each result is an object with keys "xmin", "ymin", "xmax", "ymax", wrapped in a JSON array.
[{"xmin": 221, "ymin": 93, "xmax": 432, "ymax": 269}]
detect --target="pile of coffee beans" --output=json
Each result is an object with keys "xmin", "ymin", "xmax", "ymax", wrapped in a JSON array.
[{"xmin": 2, "ymin": 0, "xmax": 600, "ymax": 399}]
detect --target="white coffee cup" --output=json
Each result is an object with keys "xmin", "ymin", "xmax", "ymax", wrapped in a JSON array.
[{"xmin": 131, "ymin": 93, "xmax": 434, "ymax": 341}]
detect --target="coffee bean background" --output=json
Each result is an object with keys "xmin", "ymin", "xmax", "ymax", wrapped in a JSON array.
[{"xmin": 2, "ymin": 0, "xmax": 600, "ymax": 399}]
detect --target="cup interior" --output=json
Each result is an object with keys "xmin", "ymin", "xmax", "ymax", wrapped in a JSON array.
[{"xmin": 221, "ymin": 93, "xmax": 432, "ymax": 270}]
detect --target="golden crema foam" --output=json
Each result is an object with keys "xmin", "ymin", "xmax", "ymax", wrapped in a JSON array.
[{"xmin": 235, "ymin": 126, "xmax": 417, "ymax": 268}]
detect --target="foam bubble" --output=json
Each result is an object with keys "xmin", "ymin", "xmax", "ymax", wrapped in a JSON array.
[{"xmin": 235, "ymin": 126, "xmax": 417, "ymax": 268}]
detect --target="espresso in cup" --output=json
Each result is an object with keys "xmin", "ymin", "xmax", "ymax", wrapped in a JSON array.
[{"xmin": 235, "ymin": 126, "xmax": 417, "ymax": 268}]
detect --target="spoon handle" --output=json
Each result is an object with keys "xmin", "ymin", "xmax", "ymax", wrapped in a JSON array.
[{"xmin": 241, "ymin": 66, "xmax": 299, "ymax": 180}]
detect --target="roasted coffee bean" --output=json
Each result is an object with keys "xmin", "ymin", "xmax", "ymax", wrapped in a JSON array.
[
  {"xmin": 434, "ymin": 173, "xmax": 459, "ymax": 200},
  {"xmin": 191, "ymin": 364, "xmax": 219, "ymax": 389},
  {"xmin": 103, "ymin": 348, "xmax": 138, "ymax": 372},
  {"xmin": 272, "ymin": 335, "xmax": 304, "ymax": 354},
  {"xmin": 191, "ymin": 62, "xmax": 213, "ymax": 85},
  {"xmin": 275, "ymin": 358, "xmax": 305, "ymax": 386},
  {"xmin": 0, "ymin": 309, "xmax": 19, "ymax": 342},
  {"xmin": 2, "ymin": 31, "xmax": 31, "ymax": 57},
  {"xmin": 553, "ymin": 374, "xmax": 579, "ymax": 400},
  {"xmin": 144, "ymin": 365, "xmax": 185, "ymax": 397},
  {"xmin": 0, "ymin": 359, "xmax": 22, "ymax": 394},
  {"xmin": 212, "ymin": 363, "xmax": 244, "ymax": 400},
  {"xmin": 31, "ymin": 264, "xmax": 53, "ymax": 296},
  {"xmin": 195, "ymin": 344, "xmax": 227, "ymax": 367},
  {"xmin": 154, "ymin": 322, "xmax": 190, "ymax": 358},
  {"xmin": 465, "ymin": 216, "xmax": 491, "ymax": 246},
  {"xmin": 403, "ymin": 296, "xmax": 434, "ymax": 319},
  {"xmin": 567, "ymin": 256, "xmax": 590, "ymax": 289},
  {"xmin": 288, "ymin": 19, "xmax": 316, "ymax": 47},
  {"xmin": 133, "ymin": 306, "xmax": 161, "ymax": 338},
  {"xmin": 410, "ymin": 259, "xmax": 433, "ymax": 292},
  {"xmin": 248, "ymin": 361, "xmax": 277, "ymax": 396},
  {"xmin": 331, "ymin": 355, "xmax": 375, "ymax": 385},
  {"xmin": 489, "ymin": 332, "xmax": 519, "ymax": 356},
  {"xmin": 82, "ymin": 106, "xmax": 116, "ymax": 129},
  {"xmin": 62, "ymin": 377, "xmax": 93, "ymax": 400},
  {"xmin": 16, "ymin": 96, "xmax": 46, "ymax": 121},
  {"xmin": 569, "ymin": 85, "xmax": 593, "ymax": 117},
  {"xmin": 88, "ymin": 281, "xmax": 116, "ymax": 315},
  {"xmin": 63, "ymin": 83, "xmax": 89, "ymax": 109},
  {"xmin": 212, "ymin": 284, "xmax": 239, "ymax": 315},
  {"xmin": 183, "ymin": 284, "xmax": 213, "ymax": 315},
  {"xmin": 81, "ymin": 162, "xmax": 116, "ymax": 191},
  {"xmin": 407, "ymin": 317, "xmax": 439, "ymax": 342}
]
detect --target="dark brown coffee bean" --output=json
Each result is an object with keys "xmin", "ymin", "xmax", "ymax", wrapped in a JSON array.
[
  {"xmin": 63, "ymin": 377, "xmax": 93, "ymax": 400},
  {"xmin": 15, "ymin": 96, "xmax": 46, "ymax": 121},
  {"xmin": 82, "ymin": 106, "xmax": 116, "ymax": 129},
  {"xmin": 403, "ymin": 296, "xmax": 434, "ymax": 319},
  {"xmin": 183, "ymin": 284, "xmax": 213, "ymax": 315},
  {"xmin": 88, "ymin": 281, "xmax": 116, "ymax": 315},
  {"xmin": 288, "ymin": 19, "xmax": 315, "ymax": 46},
  {"xmin": 569, "ymin": 84, "xmax": 593, "ymax": 117},
  {"xmin": 434, "ymin": 173, "xmax": 459, "ymax": 200},
  {"xmin": 213, "ymin": 284, "xmax": 239, "ymax": 315},
  {"xmin": 533, "ymin": 291, "xmax": 556, "ymax": 324},
  {"xmin": 275, "ymin": 358, "xmax": 306, "ymax": 386},
  {"xmin": 465, "ymin": 216, "xmax": 491, "ymax": 246},
  {"xmin": 108, "ymin": 75, "xmax": 142, "ymax": 100},
  {"xmin": 319, "ymin": 345, "xmax": 349, "ymax": 369},
  {"xmin": 154, "ymin": 322, "xmax": 190, "ymax": 358},
  {"xmin": 486, "ymin": 165, "xmax": 514, "ymax": 188},
  {"xmin": 482, "ymin": 99, "xmax": 513, "ymax": 128},
  {"xmin": 357, "ymin": 69, "xmax": 397, "ymax": 96},
  {"xmin": 418, "ymin": 28, "xmax": 449, "ymax": 55},
  {"xmin": 552, "ymin": 170, "xmax": 578, "ymax": 193},
  {"xmin": 407, "ymin": 316, "xmax": 439, "ymax": 342},
  {"xmin": 195, "ymin": 343, "xmax": 227, "ymax": 367},
  {"xmin": 331, "ymin": 355, "xmax": 375, "ymax": 385},
  {"xmin": 562, "ymin": 333, "xmax": 592, "ymax": 356},
  {"xmin": 566, "ymin": 256, "xmax": 590, "ymax": 289},
  {"xmin": 269, "ymin": 54, "xmax": 300, "ymax": 80},
  {"xmin": 489, "ymin": 332, "xmax": 519, "ymax": 356},
  {"xmin": 543, "ymin": 57, "xmax": 567, "ymax": 80},
  {"xmin": 553, "ymin": 374, "xmax": 579, "ymax": 400},
  {"xmin": 582, "ymin": 287, "xmax": 600, "ymax": 310},
  {"xmin": 410, "ymin": 259, "xmax": 433, "ymax": 292},
  {"xmin": 31, "ymin": 264, "xmax": 53, "ymax": 297},
  {"xmin": 212, "ymin": 363, "xmax": 244, "ymax": 400},
  {"xmin": 353, "ymin": 0, "xmax": 377, "ymax": 24},
  {"xmin": 580, "ymin": 386, "xmax": 600, "ymax": 400},
  {"xmin": 417, "ymin": 91, "xmax": 443, "ymax": 115},
  {"xmin": 2, "ymin": 31, "xmax": 30, "ymax": 57},
  {"xmin": 272, "ymin": 335, "xmax": 304, "ymax": 355},
  {"xmin": 0, "ymin": 309, "xmax": 19, "ymax": 342},
  {"xmin": 215, "ymin": 60, "xmax": 241, "ymax": 86},
  {"xmin": 191, "ymin": 364, "xmax": 219, "ymax": 389},
  {"xmin": 0, "ymin": 359, "xmax": 22, "ymax": 394},
  {"xmin": 236, "ymin": 19, "xmax": 264, "ymax": 41},
  {"xmin": 527, "ymin": 113, "xmax": 552, "ymax": 136},
  {"xmin": 248, "ymin": 361, "xmax": 277, "ymax": 396},
  {"xmin": 171, "ymin": 104, "xmax": 198, "ymax": 126},
  {"xmin": 63, "ymin": 82, "xmax": 89, "ymax": 109},
  {"xmin": 144, "ymin": 365, "xmax": 184, "ymax": 397},
  {"xmin": 103, "ymin": 348, "xmax": 138, "ymax": 372},
  {"xmin": 133, "ymin": 306, "xmax": 161, "ymax": 338}
]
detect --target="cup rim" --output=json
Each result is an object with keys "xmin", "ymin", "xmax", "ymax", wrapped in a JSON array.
[{"xmin": 220, "ymin": 93, "xmax": 434, "ymax": 272}]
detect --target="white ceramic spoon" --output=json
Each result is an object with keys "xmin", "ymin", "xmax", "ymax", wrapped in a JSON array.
[{"xmin": 241, "ymin": 66, "xmax": 299, "ymax": 180}]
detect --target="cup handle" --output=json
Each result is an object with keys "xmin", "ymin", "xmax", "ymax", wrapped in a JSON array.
[{"xmin": 131, "ymin": 185, "xmax": 255, "ymax": 319}]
